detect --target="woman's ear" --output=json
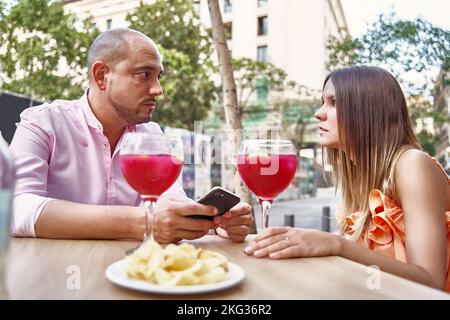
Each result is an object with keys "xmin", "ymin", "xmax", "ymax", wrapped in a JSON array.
[{"xmin": 91, "ymin": 61, "xmax": 110, "ymax": 91}]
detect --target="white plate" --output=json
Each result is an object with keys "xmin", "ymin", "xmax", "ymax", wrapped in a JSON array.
[{"xmin": 105, "ymin": 259, "xmax": 245, "ymax": 295}]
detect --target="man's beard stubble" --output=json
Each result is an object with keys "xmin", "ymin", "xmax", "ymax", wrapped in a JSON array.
[{"xmin": 107, "ymin": 84, "xmax": 152, "ymax": 125}]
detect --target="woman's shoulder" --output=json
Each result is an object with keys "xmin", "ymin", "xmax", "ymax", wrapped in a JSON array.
[
  {"xmin": 395, "ymin": 149, "xmax": 442, "ymax": 178},
  {"xmin": 394, "ymin": 148, "xmax": 448, "ymax": 205}
]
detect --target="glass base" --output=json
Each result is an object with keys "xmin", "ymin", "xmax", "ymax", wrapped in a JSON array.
[{"xmin": 125, "ymin": 245, "xmax": 140, "ymax": 256}]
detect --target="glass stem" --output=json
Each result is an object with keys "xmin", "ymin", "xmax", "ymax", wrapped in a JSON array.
[
  {"xmin": 143, "ymin": 200, "xmax": 155, "ymax": 241},
  {"xmin": 261, "ymin": 200, "xmax": 271, "ymax": 230}
]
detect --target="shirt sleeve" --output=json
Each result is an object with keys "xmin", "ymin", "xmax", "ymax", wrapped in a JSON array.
[{"xmin": 9, "ymin": 107, "xmax": 54, "ymax": 237}]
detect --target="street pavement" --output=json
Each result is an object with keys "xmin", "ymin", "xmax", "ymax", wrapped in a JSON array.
[{"xmin": 253, "ymin": 187, "xmax": 340, "ymax": 233}]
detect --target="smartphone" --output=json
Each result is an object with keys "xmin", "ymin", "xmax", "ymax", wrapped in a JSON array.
[{"xmin": 190, "ymin": 187, "xmax": 241, "ymax": 220}]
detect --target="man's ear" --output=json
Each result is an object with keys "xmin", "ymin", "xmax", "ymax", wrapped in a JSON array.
[{"xmin": 91, "ymin": 61, "xmax": 110, "ymax": 91}]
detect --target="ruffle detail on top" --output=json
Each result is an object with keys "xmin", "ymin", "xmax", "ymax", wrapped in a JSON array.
[
  {"xmin": 339, "ymin": 189, "xmax": 407, "ymax": 262},
  {"xmin": 366, "ymin": 189, "xmax": 407, "ymax": 262}
]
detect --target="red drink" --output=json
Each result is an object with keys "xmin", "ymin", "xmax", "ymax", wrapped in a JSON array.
[
  {"xmin": 237, "ymin": 154, "xmax": 297, "ymax": 202},
  {"xmin": 120, "ymin": 154, "xmax": 182, "ymax": 202}
]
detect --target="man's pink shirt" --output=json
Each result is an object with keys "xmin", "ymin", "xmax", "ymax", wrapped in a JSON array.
[{"xmin": 9, "ymin": 91, "xmax": 185, "ymax": 236}]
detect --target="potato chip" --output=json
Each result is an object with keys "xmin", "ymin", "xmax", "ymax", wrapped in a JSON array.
[
  {"xmin": 126, "ymin": 240, "xmax": 229, "ymax": 286},
  {"xmin": 163, "ymin": 243, "xmax": 199, "ymax": 271},
  {"xmin": 198, "ymin": 266, "xmax": 228, "ymax": 284}
]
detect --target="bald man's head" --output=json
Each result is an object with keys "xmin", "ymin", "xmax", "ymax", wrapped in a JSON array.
[{"xmin": 87, "ymin": 28, "xmax": 156, "ymax": 81}]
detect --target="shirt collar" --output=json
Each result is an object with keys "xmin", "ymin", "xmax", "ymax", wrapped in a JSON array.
[{"xmin": 81, "ymin": 89, "xmax": 102, "ymax": 130}]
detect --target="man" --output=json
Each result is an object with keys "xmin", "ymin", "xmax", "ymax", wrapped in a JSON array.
[{"xmin": 9, "ymin": 28, "xmax": 254, "ymax": 243}]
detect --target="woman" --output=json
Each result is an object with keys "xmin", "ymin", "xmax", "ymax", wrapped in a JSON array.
[{"xmin": 244, "ymin": 66, "xmax": 450, "ymax": 291}]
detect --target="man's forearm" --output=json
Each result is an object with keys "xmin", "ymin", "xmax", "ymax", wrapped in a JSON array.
[{"xmin": 35, "ymin": 199, "xmax": 145, "ymax": 240}]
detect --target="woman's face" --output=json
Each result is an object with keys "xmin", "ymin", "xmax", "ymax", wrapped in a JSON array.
[{"xmin": 314, "ymin": 80, "xmax": 339, "ymax": 149}]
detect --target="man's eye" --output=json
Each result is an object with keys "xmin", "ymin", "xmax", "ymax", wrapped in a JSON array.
[
  {"xmin": 331, "ymin": 99, "xmax": 336, "ymax": 106},
  {"xmin": 140, "ymin": 72, "xmax": 150, "ymax": 80}
]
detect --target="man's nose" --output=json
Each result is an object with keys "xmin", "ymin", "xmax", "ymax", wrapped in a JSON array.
[{"xmin": 150, "ymin": 80, "xmax": 163, "ymax": 97}]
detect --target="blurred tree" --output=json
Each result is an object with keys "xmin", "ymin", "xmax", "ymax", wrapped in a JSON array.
[
  {"xmin": 127, "ymin": 0, "xmax": 217, "ymax": 130},
  {"xmin": 231, "ymin": 58, "xmax": 294, "ymax": 113},
  {"xmin": 208, "ymin": 0, "xmax": 259, "ymax": 233},
  {"xmin": 0, "ymin": 0, "xmax": 99, "ymax": 101},
  {"xmin": 327, "ymin": 12, "xmax": 450, "ymax": 83},
  {"xmin": 327, "ymin": 12, "xmax": 450, "ymax": 155},
  {"xmin": 274, "ymin": 86, "xmax": 321, "ymax": 150},
  {"xmin": 228, "ymin": 57, "xmax": 319, "ymax": 149},
  {"xmin": 416, "ymin": 129, "xmax": 436, "ymax": 156}
]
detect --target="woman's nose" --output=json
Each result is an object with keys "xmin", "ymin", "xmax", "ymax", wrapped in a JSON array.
[{"xmin": 314, "ymin": 105, "xmax": 326, "ymax": 121}]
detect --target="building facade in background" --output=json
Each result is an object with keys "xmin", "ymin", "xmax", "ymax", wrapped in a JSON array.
[
  {"xmin": 65, "ymin": 0, "xmax": 349, "ymax": 91},
  {"xmin": 195, "ymin": 0, "xmax": 348, "ymax": 90},
  {"xmin": 64, "ymin": 0, "xmax": 141, "ymax": 30}
]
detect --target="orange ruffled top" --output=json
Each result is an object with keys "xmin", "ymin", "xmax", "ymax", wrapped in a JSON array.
[{"xmin": 336, "ymin": 160, "xmax": 450, "ymax": 292}]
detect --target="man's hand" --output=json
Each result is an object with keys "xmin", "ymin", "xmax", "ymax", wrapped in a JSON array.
[
  {"xmin": 214, "ymin": 202, "xmax": 254, "ymax": 242},
  {"xmin": 153, "ymin": 196, "xmax": 217, "ymax": 243}
]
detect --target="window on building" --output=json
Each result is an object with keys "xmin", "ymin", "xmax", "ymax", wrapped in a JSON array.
[
  {"xmin": 224, "ymin": 22, "xmax": 232, "ymax": 40},
  {"xmin": 224, "ymin": 0, "xmax": 232, "ymax": 13},
  {"xmin": 257, "ymin": 0, "xmax": 268, "ymax": 7},
  {"xmin": 257, "ymin": 45, "xmax": 268, "ymax": 63},
  {"xmin": 256, "ymin": 77, "xmax": 268, "ymax": 101},
  {"xmin": 257, "ymin": 16, "xmax": 268, "ymax": 36},
  {"xmin": 193, "ymin": 0, "xmax": 200, "ymax": 16},
  {"xmin": 106, "ymin": 19, "xmax": 112, "ymax": 30}
]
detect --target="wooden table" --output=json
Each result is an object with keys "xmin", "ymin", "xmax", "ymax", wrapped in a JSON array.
[{"xmin": 5, "ymin": 236, "xmax": 450, "ymax": 299}]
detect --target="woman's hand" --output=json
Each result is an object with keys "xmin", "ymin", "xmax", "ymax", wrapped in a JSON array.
[{"xmin": 244, "ymin": 227, "xmax": 342, "ymax": 259}]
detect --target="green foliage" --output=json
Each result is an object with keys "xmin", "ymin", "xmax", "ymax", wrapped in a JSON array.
[
  {"xmin": 0, "ymin": 0, "xmax": 99, "ymax": 100},
  {"xmin": 156, "ymin": 47, "xmax": 217, "ymax": 128},
  {"xmin": 328, "ymin": 12, "xmax": 450, "ymax": 78},
  {"xmin": 327, "ymin": 12, "xmax": 450, "ymax": 154},
  {"xmin": 407, "ymin": 95, "xmax": 448, "ymax": 127},
  {"xmin": 275, "ymin": 86, "xmax": 321, "ymax": 149},
  {"xmin": 127, "ymin": 0, "xmax": 212, "ymax": 67},
  {"xmin": 417, "ymin": 129, "xmax": 436, "ymax": 156},
  {"xmin": 225, "ymin": 57, "xmax": 319, "ymax": 146},
  {"xmin": 127, "ymin": 0, "xmax": 217, "ymax": 129},
  {"xmin": 208, "ymin": 57, "xmax": 292, "ymax": 127},
  {"xmin": 231, "ymin": 57, "xmax": 293, "ymax": 111},
  {"xmin": 327, "ymin": 12, "xmax": 450, "ymax": 98}
]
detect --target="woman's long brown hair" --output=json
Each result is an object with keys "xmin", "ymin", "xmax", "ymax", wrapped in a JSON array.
[{"xmin": 324, "ymin": 66, "xmax": 420, "ymax": 239}]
